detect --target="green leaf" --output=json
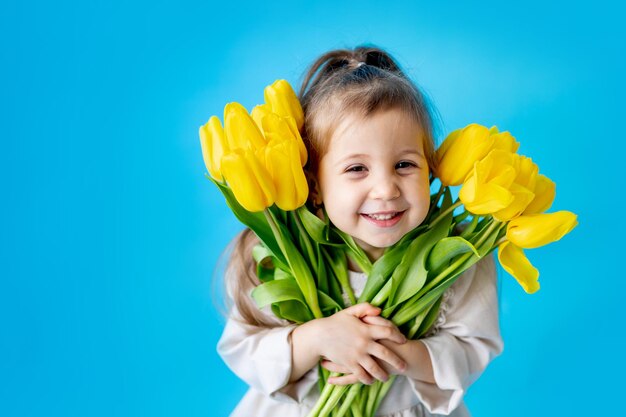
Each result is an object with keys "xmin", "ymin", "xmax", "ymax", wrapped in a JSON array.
[
  {"xmin": 386, "ymin": 194, "xmax": 453, "ymax": 308},
  {"xmin": 317, "ymin": 289, "xmax": 342, "ymax": 316},
  {"xmin": 414, "ymin": 296, "xmax": 443, "ymax": 338},
  {"xmin": 357, "ymin": 245, "xmax": 403, "ymax": 303},
  {"xmin": 252, "ymin": 244, "xmax": 276, "ymax": 283},
  {"xmin": 251, "ymin": 279, "xmax": 313, "ymax": 323},
  {"xmin": 296, "ymin": 206, "xmax": 343, "ymax": 246},
  {"xmin": 209, "ymin": 177, "xmax": 289, "ymax": 270},
  {"xmin": 335, "ymin": 229, "xmax": 372, "ymax": 274},
  {"xmin": 426, "ymin": 237, "xmax": 479, "ymax": 276},
  {"xmin": 321, "ymin": 246, "xmax": 351, "ymax": 307},
  {"xmin": 459, "ymin": 216, "xmax": 479, "ymax": 239},
  {"xmin": 272, "ymin": 301, "xmax": 313, "ymax": 324}
]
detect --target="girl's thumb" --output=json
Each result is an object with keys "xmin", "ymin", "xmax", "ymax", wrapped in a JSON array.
[{"xmin": 344, "ymin": 302, "xmax": 381, "ymax": 318}]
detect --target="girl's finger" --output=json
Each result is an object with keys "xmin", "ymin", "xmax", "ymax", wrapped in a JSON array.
[
  {"xmin": 361, "ymin": 315, "xmax": 395, "ymax": 327},
  {"xmin": 368, "ymin": 342, "xmax": 407, "ymax": 373},
  {"xmin": 359, "ymin": 355, "xmax": 389, "ymax": 382},
  {"xmin": 328, "ymin": 374, "xmax": 360, "ymax": 386},
  {"xmin": 342, "ymin": 302, "xmax": 381, "ymax": 318},
  {"xmin": 368, "ymin": 324, "xmax": 407, "ymax": 344},
  {"xmin": 320, "ymin": 360, "xmax": 350, "ymax": 374},
  {"xmin": 344, "ymin": 364, "xmax": 374, "ymax": 385}
]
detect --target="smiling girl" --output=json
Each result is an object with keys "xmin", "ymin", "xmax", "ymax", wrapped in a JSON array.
[{"xmin": 217, "ymin": 45, "xmax": 503, "ymax": 417}]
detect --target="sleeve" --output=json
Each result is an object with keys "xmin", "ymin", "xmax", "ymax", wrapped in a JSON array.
[
  {"xmin": 407, "ymin": 253, "xmax": 504, "ymax": 415},
  {"xmin": 216, "ymin": 302, "xmax": 319, "ymax": 404}
]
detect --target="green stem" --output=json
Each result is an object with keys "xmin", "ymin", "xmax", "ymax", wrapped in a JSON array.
[
  {"xmin": 346, "ymin": 250, "xmax": 372, "ymax": 276},
  {"xmin": 318, "ymin": 385, "xmax": 349, "ymax": 417},
  {"xmin": 335, "ymin": 384, "xmax": 361, "ymax": 417},
  {"xmin": 494, "ymin": 236, "xmax": 507, "ymax": 247},
  {"xmin": 264, "ymin": 209, "xmax": 323, "ymax": 319},
  {"xmin": 365, "ymin": 382, "xmax": 381, "ymax": 417},
  {"xmin": 308, "ymin": 374, "xmax": 341, "ymax": 417},
  {"xmin": 370, "ymin": 375, "xmax": 396, "ymax": 417},
  {"xmin": 426, "ymin": 183, "xmax": 445, "ymax": 219},
  {"xmin": 429, "ymin": 200, "xmax": 462, "ymax": 229},
  {"xmin": 350, "ymin": 401, "xmax": 364, "ymax": 417}
]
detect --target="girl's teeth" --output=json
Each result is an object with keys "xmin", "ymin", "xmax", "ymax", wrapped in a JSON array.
[{"xmin": 367, "ymin": 213, "xmax": 397, "ymax": 220}]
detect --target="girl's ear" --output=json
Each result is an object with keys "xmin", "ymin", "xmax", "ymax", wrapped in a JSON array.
[{"xmin": 305, "ymin": 170, "xmax": 323, "ymax": 208}]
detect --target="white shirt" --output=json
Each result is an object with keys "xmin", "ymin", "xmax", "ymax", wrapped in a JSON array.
[{"xmin": 217, "ymin": 255, "xmax": 503, "ymax": 416}]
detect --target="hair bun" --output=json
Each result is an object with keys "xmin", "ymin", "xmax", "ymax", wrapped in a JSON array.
[{"xmin": 361, "ymin": 49, "xmax": 398, "ymax": 72}]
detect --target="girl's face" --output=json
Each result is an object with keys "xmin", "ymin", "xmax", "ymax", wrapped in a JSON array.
[{"xmin": 316, "ymin": 108, "xmax": 431, "ymax": 261}]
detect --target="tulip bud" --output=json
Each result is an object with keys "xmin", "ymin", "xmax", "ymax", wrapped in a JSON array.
[
  {"xmin": 251, "ymin": 104, "xmax": 272, "ymax": 136},
  {"xmin": 459, "ymin": 150, "xmax": 516, "ymax": 214},
  {"xmin": 524, "ymin": 174, "xmax": 556, "ymax": 214},
  {"xmin": 436, "ymin": 124, "xmax": 522, "ymax": 186},
  {"xmin": 264, "ymin": 139, "xmax": 309, "ymax": 211},
  {"xmin": 497, "ymin": 241, "xmax": 540, "ymax": 294},
  {"xmin": 221, "ymin": 148, "xmax": 276, "ymax": 212},
  {"xmin": 199, "ymin": 116, "xmax": 228, "ymax": 181},
  {"xmin": 492, "ymin": 154, "xmax": 538, "ymax": 221},
  {"xmin": 262, "ymin": 112, "xmax": 307, "ymax": 166},
  {"xmin": 506, "ymin": 211, "xmax": 578, "ymax": 249},
  {"xmin": 224, "ymin": 102, "xmax": 267, "ymax": 151},
  {"xmin": 490, "ymin": 129, "xmax": 520, "ymax": 153},
  {"xmin": 264, "ymin": 79, "xmax": 304, "ymax": 131}
]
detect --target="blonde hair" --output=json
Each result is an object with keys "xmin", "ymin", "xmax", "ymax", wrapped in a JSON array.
[{"xmin": 219, "ymin": 44, "xmax": 440, "ymax": 327}]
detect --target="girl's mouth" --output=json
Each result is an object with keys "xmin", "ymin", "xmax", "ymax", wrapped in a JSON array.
[{"xmin": 360, "ymin": 211, "xmax": 405, "ymax": 227}]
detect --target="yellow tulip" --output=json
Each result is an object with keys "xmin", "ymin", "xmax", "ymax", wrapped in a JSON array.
[
  {"xmin": 220, "ymin": 148, "xmax": 276, "ymax": 212},
  {"xmin": 490, "ymin": 128, "xmax": 520, "ymax": 153},
  {"xmin": 506, "ymin": 211, "xmax": 578, "ymax": 249},
  {"xmin": 264, "ymin": 79, "xmax": 304, "ymax": 132},
  {"xmin": 524, "ymin": 174, "xmax": 556, "ymax": 214},
  {"xmin": 459, "ymin": 150, "xmax": 516, "ymax": 214},
  {"xmin": 251, "ymin": 104, "xmax": 272, "ymax": 136},
  {"xmin": 497, "ymin": 241, "xmax": 540, "ymax": 294},
  {"xmin": 263, "ymin": 139, "xmax": 309, "ymax": 211},
  {"xmin": 436, "ymin": 124, "xmax": 520, "ymax": 186},
  {"xmin": 492, "ymin": 154, "xmax": 538, "ymax": 221},
  {"xmin": 224, "ymin": 102, "xmax": 267, "ymax": 151},
  {"xmin": 261, "ymin": 112, "xmax": 307, "ymax": 166},
  {"xmin": 199, "ymin": 116, "xmax": 228, "ymax": 181}
]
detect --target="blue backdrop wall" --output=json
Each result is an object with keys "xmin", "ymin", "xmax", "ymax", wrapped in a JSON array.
[{"xmin": 2, "ymin": 1, "xmax": 624, "ymax": 416}]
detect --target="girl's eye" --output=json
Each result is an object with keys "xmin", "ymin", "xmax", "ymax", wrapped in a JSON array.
[
  {"xmin": 396, "ymin": 161, "xmax": 418, "ymax": 170},
  {"xmin": 346, "ymin": 165, "xmax": 366, "ymax": 173}
]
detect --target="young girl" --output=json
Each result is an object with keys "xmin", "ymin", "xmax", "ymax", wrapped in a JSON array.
[{"xmin": 217, "ymin": 46, "xmax": 503, "ymax": 417}]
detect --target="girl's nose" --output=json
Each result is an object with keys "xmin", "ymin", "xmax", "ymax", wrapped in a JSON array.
[{"xmin": 370, "ymin": 175, "xmax": 401, "ymax": 200}]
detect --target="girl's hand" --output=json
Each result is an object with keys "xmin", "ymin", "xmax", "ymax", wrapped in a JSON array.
[
  {"xmin": 321, "ymin": 314, "xmax": 409, "ymax": 385},
  {"xmin": 315, "ymin": 303, "xmax": 408, "ymax": 385}
]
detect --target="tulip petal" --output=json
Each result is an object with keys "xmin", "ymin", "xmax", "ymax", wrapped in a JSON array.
[
  {"xmin": 264, "ymin": 79, "xmax": 304, "ymax": 131},
  {"xmin": 266, "ymin": 141, "xmax": 309, "ymax": 211},
  {"xmin": 498, "ymin": 241, "xmax": 540, "ymax": 294},
  {"xmin": 512, "ymin": 154, "xmax": 538, "ymax": 191},
  {"xmin": 221, "ymin": 149, "xmax": 275, "ymax": 212},
  {"xmin": 506, "ymin": 211, "xmax": 578, "ymax": 249},
  {"xmin": 493, "ymin": 183, "xmax": 535, "ymax": 222},
  {"xmin": 491, "ymin": 130, "xmax": 520, "ymax": 153},
  {"xmin": 524, "ymin": 174, "xmax": 556, "ymax": 214},
  {"xmin": 251, "ymin": 104, "xmax": 272, "ymax": 136},
  {"xmin": 224, "ymin": 102, "xmax": 267, "ymax": 151},
  {"xmin": 460, "ymin": 181, "xmax": 514, "ymax": 214},
  {"xmin": 436, "ymin": 124, "xmax": 495, "ymax": 186},
  {"xmin": 199, "ymin": 116, "xmax": 227, "ymax": 181}
]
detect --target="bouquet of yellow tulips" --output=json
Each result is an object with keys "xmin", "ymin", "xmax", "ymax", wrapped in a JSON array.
[
  {"xmin": 200, "ymin": 80, "xmax": 373, "ymax": 324},
  {"xmin": 199, "ymin": 80, "xmax": 578, "ymax": 417}
]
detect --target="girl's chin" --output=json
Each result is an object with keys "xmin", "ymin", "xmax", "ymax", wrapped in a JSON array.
[{"xmin": 354, "ymin": 236, "xmax": 403, "ymax": 260}]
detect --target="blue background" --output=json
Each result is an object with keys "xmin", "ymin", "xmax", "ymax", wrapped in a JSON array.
[{"xmin": 2, "ymin": 1, "xmax": 624, "ymax": 416}]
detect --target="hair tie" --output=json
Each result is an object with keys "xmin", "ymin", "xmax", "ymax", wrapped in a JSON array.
[{"xmin": 356, "ymin": 61, "xmax": 366, "ymax": 67}]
